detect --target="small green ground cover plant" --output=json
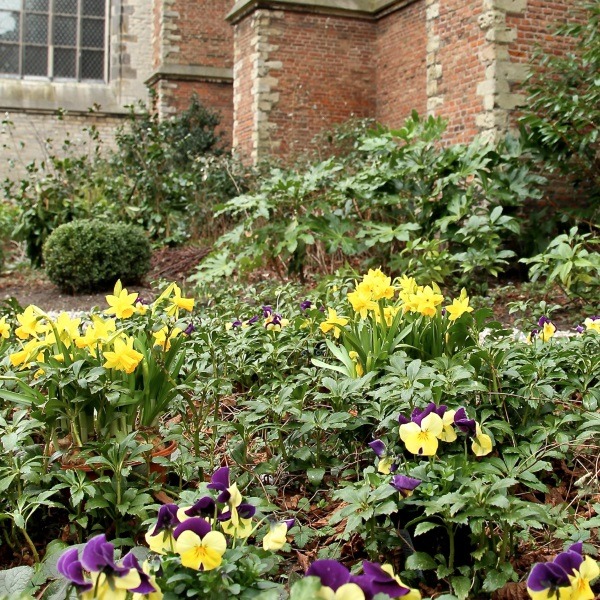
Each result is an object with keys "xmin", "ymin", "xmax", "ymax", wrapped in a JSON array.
[{"xmin": 0, "ymin": 272, "xmax": 597, "ymax": 599}]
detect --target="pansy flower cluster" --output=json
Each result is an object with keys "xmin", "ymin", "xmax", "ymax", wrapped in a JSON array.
[
  {"xmin": 527, "ymin": 316, "xmax": 557, "ymax": 344},
  {"xmin": 145, "ymin": 467, "xmax": 293, "ymax": 569},
  {"xmin": 301, "ymin": 558, "xmax": 421, "ymax": 599},
  {"xmin": 57, "ymin": 534, "xmax": 159, "ymax": 599},
  {"xmin": 526, "ymin": 542, "xmax": 599, "ymax": 600},
  {"xmin": 370, "ymin": 403, "xmax": 493, "ymax": 471},
  {"xmin": 228, "ymin": 304, "xmax": 290, "ymax": 332}
]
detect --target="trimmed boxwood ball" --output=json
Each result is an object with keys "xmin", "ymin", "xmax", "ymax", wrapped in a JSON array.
[{"xmin": 43, "ymin": 219, "xmax": 151, "ymax": 293}]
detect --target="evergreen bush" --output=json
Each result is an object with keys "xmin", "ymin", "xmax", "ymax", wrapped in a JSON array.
[{"xmin": 43, "ymin": 220, "xmax": 151, "ymax": 293}]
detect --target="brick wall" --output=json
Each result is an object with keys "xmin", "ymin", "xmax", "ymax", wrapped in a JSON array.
[
  {"xmin": 430, "ymin": 0, "xmax": 487, "ymax": 143},
  {"xmin": 0, "ymin": 111, "xmax": 126, "ymax": 179},
  {"xmin": 376, "ymin": 1, "xmax": 427, "ymax": 127},
  {"xmin": 232, "ymin": 16, "xmax": 255, "ymax": 159},
  {"xmin": 232, "ymin": 8, "xmax": 376, "ymax": 162}
]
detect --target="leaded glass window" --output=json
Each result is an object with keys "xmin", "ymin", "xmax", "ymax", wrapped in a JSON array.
[{"xmin": 0, "ymin": 0, "xmax": 107, "ymax": 81}]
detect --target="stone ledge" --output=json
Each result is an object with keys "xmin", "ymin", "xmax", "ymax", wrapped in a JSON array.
[
  {"xmin": 0, "ymin": 80, "xmax": 129, "ymax": 115},
  {"xmin": 227, "ymin": 0, "xmax": 415, "ymax": 23},
  {"xmin": 145, "ymin": 65, "xmax": 234, "ymax": 86}
]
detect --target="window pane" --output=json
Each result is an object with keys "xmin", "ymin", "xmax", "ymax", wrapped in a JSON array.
[
  {"xmin": 81, "ymin": 17, "xmax": 103, "ymax": 48},
  {"xmin": 0, "ymin": 1, "xmax": 21, "ymax": 10},
  {"xmin": 53, "ymin": 46, "xmax": 75, "ymax": 77},
  {"xmin": 24, "ymin": 12, "xmax": 47, "ymax": 43},
  {"xmin": 80, "ymin": 48, "xmax": 102, "ymax": 79},
  {"xmin": 24, "ymin": 0, "xmax": 48, "ymax": 10},
  {"xmin": 55, "ymin": 0, "xmax": 76, "ymax": 14},
  {"xmin": 0, "ymin": 43, "xmax": 18, "ymax": 73},
  {"xmin": 82, "ymin": 0, "xmax": 104, "ymax": 17},
  {"xmin": 52, "ymin": 15, "xmax": 75, "ymax": 45},
  {"xmin": 23, "ymin": 43, "xmax": 47, "ymax": 74},
  {"xmin": 0, "ymin": 11, "xmax": 19, "ymax": 41}
]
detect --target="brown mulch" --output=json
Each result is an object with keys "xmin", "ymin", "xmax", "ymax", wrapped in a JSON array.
[{"xmin": 0, "ymin": 246, "xmax": 209, "ymax": 313}]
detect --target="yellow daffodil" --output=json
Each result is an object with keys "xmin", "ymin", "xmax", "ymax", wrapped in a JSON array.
[
  {"xmin": 9, "ymin": 339, "xmax": 42, "ymax": 368},
  {"xmin": 50, "ymin": 312, "xmax": 82, "ymax": 346},
  {"xmin": 76, "ymin": 316, "xmax": 116, "ymax": 350},
  {"xmin": 398, "ymin": 275, "xmax": 418, "ymax": 295},
  {"xmin": 103, "ymin": 337, "xmax": 144, "ymax": 374},
  {"xmin": 320, "ymin": 308, "xmax": 349, "ymax": 338},
  {"xmin": 0, "ymin": 316, "xmax": 10, "ymax": 338},
  {"xmin": 408, "ymin": 285, "xmax": 444, "ymax": 317},
  {"xmin": 166, "ymin": 284, "xmax": 194, "ymax": 317},
  {"xmin": 362, "ymin": 268, "xmax": 395, "ymax": 301},
  {"xmin": 153, "ymin": 326, "xmax": 182, "ymax": 351},
  {"xmin": 399, "ymin": 412, "xmax": 444, "ymax": 456},
  {"xmin": 348, "ymin": 350, "xmax": 364, "ymax": 377},
  {"xmin": 472, "ymin": 423, "xmax": 493, "ymax": 457},
  {"xmin": 104, "ymin": 281, "xmax": 138, "ymax": 319},
  {"xmin": 348, "ymin": 283, "xmax": 378, "ymax": 319},
  {"xmin": 446, "ymin": 289, "xmax": 474, "ymax": 322},
  {"xmin": 15, "ymin": 305, "xmax": 46, "ymax": 339}
]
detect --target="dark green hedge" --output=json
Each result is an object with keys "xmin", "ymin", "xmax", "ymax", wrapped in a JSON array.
[{"xmin": 43, "ymin": 219, "xmax": 151, "ymax": 293}]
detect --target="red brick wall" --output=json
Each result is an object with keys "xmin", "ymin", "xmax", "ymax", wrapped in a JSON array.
[
  {"xmin": 264, "ymin": 10, "xmax": 376, "ymax": 158},
  {"xmin": 161, "ymin": 80, "xmax": 233, "ymax": 144},
  {"xmin": 232, "ymin": 17, "xmax": 254, "ymax": 160},
  {"xmin": 173, "ymin": 0, "xmax": 234, "ymax": 68},
  {"xmin": 435, "ymin": 0, "xmax": 487, "ymax": 143},
  {"xmin": 376, "ymin": 2, "xmax": 427, "ymax": 127}
]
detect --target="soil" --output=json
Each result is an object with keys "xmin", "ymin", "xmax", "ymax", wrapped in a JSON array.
[{"xmin": 0, "ymin": 246, "xmax": 209, "ymax": 312}]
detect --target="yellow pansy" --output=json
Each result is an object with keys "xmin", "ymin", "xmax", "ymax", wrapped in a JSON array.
[
  {"xmin": 472, "ymin": 423, "xmax": 493, "ymax": 457},
  {"xmin": 438, "ymin": 409, "xmax": 457, "ymax": 443},
  {"xmin": 0, "ymin": 316, "xmax": 10, "ymax": 338},
  {"xmin": 584, "ymin": 317, "xmax": 600, "ymax": 333},
  {"xmin": 399, "ymin": 413, "xmax": 444, "ymax": 456}
]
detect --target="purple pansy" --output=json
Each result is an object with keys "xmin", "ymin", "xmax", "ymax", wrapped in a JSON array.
[
  {"xmin": 527, "ymin": 543, "xmax": 584, "ymax": 595},
  {"xmin": 306, "ymin": 559, "xmax": 354, "ymax": 591},
  {"xmin": 538, "ymin": 315, "xmax": 552, "ymax": 327},
  {"xmin": 262, "ymin": 305, "xmax": 273, "ymax": 317},
  {"xmin": 454, "ymin": 407, "xmax": 476, "ymax": 436},
  {"xmin": 122, "ymin": 552, "xmax": 156, "ymax": 595},
  {"xmin": 247, "ymin": 315, "xmax": 260, "ymax": 325},
  {"xmin": 231, "ymin": 319, "xmax": 243, "ymax": 328},
  {"xmin": 149, "ymin": 503, "xmax": 180, "ymax": 536},
  {"xmin": 369, "ymin": 439, "xmax": 386, "ymax": 458},
  {"xmin": 218, "ymin": 503, "xmax": 256, "ymax": 522},
  {"xmin": 360, "ymin": 561, "xmax": 413, "ymax": 598},
  {"xmin": 300, "ymin": 300, "xmax": 312, "ymax": 311},
  {"xmin": 56, "ymin": 548, "xmax": 92, "ymax": 592},
  {"xmin": 576, "ymin": 325, "xmax": 585, "ymax": 334},
  {"xmin": 180, "ymin": 496, "xmax": 216, "ymax": 519},
  {"xmin": 390, "ymin": 475, "xmax": 421, "ymax": 498},
  {"xmin": 173, "ymin": 516, "xmax": 212, "ymax": 540},
  {"xmin": 80, "ymin": 534, "xmax": 128, "ymax": 575},
  {"xmin": 207, "ymin": 466, "xmax": 233, "ymax": 503},
  {"xmin": 183, "ymin": 322, "xmax": 195, "ymax": 335}
]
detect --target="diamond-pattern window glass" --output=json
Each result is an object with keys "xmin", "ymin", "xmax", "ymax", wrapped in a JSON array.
[
  {"xmin": 81, "ymin": 17, "xmax": 103, "ymax": 48},
  {"xmin": 55, "ymin": 0, "xmax": 77, "ymax": 14},
  {"xmin": 24, "ymin": 13, "xmax": 48, "ymax": 44},
  {"xmin": 53, "ymin": 46, "xmax": 75, "ymax": 77},
  {"xmin": 23, "ymin": 44, "xmax": 47, "ymax": 75},
  {"xmin": 0, "ymin": 11, "xmax": 19, "ymax": 41},
  {"xmin": 82, "ymin": 0, "xmax": 104, "ymax": 17},
  {"xmin": 0, "ymin": 43, "xmax": 18, "ymax": 72},
  {"xmin": 25, "ymin": 0, "xmax": 49, "ymax": 11},
  {"xmin": 80, "ymin": 48, "xmax": 102, "ymax": 79},
  {"xmin": 53, "ymin": 15, "xmax": 76, "ymax": 46}
]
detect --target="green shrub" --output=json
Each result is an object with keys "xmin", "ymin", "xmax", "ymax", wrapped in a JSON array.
[{"xmin": 43, "ymin": 220, "xmax": 151, "ymax": 293}]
